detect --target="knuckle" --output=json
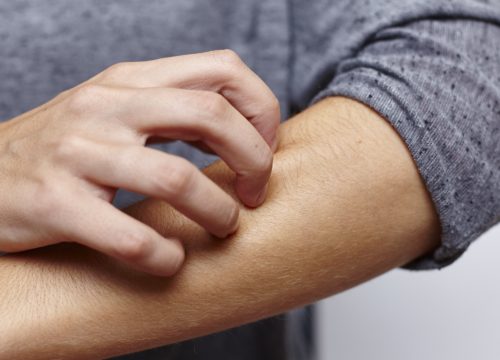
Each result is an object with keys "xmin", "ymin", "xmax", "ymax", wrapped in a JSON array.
[
  {"xmin": 210, "ymin": 49, "xmax": 243, "ymax": 70},
  {"xmin": 154, "ymin": 159, "xmax": 196, "ymax": 199},
  {"xmin": 52, "ymin": 134, "xmax": 87, "ymax": 163},
  {"xmin": 66, "ymin": 84, "xmax": 107, "ymax": 114},
  {"xmin": 195, "ymin": 92, "xmax": 229, "ymax": 120},
  {"xmin": 103, "ymin": 61, "xmax": 134, "ymax": 79},
  {"xmin": 116, "ymin": 231, "xmax": 152, "ymax": 261}
]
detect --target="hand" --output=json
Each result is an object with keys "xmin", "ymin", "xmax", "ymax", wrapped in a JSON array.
[{"xmin": 0, "ymin": 50, "xmax": 280, "ymax": 275}]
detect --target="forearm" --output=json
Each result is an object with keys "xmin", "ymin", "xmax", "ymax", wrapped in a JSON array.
[{"xmin": 0, "ymin": 97, "xmax": 440, "ymax": 359}]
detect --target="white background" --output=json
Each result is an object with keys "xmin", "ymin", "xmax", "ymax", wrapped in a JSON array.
[{"xmin": 317, "ymin": 224, "xmax": 500, "ymax": 360}]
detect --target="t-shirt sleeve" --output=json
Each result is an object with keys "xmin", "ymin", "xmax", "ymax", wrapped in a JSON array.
[{"xmin": 311, "ymin": 18, "xmax": 500, "ymax": 269}]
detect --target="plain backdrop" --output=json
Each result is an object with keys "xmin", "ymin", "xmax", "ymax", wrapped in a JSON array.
[{"xmin": 317, "ymin": 224, "xmax": 500, "ymax": 360}]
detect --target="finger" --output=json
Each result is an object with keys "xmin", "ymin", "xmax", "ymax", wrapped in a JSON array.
[
  {"xmin": 64, "ymin": 138, "xmax": 239, "ymax": 237},
  {"xmin": 59, "ymin": 195, "xmax": 185, "ymax": 276},
  {"xmin": 111, "ymin": 87, "xmax": 273, "ymax": 207},
  {"xmin": 95, "ymin": 50, "xmax": 281, "ymax": 151}
]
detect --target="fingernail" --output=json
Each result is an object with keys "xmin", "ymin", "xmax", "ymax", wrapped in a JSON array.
[
  {"xmin": 215, "ymin": 204, "xmax": 239, "ymax": 238},
  {"xmin": 270, "ymin": 135, "xmax": 279, "ymax": 153},
  {"xmin": 168, "ymin": 243, "xmax": 185, "ymax": 275},
  {"xmin": 227, "ymin": 204, "xmax": 240, "ymax": 235},
  {"xmin": 254, "ymin": 182, "xmax": 269, "ymax": 207}
]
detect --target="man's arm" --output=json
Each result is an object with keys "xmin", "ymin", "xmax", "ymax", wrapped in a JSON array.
[{"xmin": 0, "ymin": 97, "xmax": 440, "ymax": 359}]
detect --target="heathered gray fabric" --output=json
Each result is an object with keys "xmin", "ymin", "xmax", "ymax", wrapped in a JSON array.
[
  {"xmin": 1, "ymin": 0, "xmax": 500, "ymax": 358},
  {"xmin": 307, "ymin": 2, "xmax": 500, "ymax": 269}
]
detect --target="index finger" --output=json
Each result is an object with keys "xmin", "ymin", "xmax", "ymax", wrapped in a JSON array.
[{"xmin": 95, "ymin": 50, "xmax": 281, "ymax": 151}]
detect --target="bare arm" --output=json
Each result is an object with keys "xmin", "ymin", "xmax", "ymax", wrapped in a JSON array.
[{"xmin": 0, "ymin": 97, "xmax": 440, "ymax": 359}]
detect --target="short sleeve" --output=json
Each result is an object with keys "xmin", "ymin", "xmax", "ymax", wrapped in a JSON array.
[{"xmin": 312, "ymin": 18, "xmax": 500, "ymax": 269}]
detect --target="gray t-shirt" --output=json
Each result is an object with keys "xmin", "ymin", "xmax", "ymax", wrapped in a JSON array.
[{"xmin": 1, "ymin": 1, "xmax": 499, "ymax": 359}]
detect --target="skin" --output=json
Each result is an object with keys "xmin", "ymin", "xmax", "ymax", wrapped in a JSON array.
[
  {"xmin": 0, "ymin": 96, "xmax": 440, "ymax": 359},
  {"xmin": 0, "ymin": 50, "xmax": 280, "ymax": 276}
]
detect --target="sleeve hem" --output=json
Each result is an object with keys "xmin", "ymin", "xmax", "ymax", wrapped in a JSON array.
[{"xmin": 310, "ymin": 72, "xmax": 471, "ymax": 270}]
